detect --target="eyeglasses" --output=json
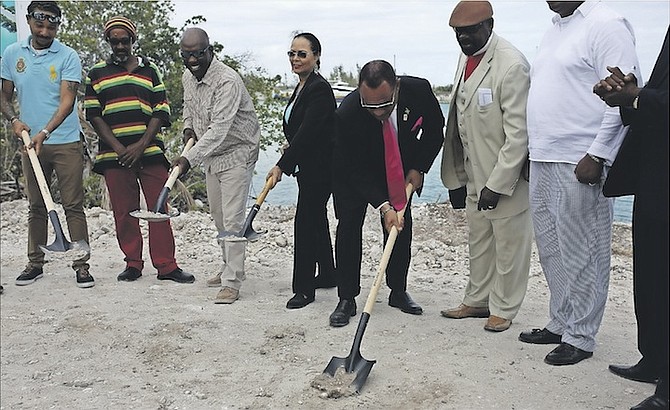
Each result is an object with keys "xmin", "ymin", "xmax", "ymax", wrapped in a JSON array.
[
  {"xmin": 360, "ymin": 85, "xmax": 398, "ymax": 110},
  {"xmin": 180, "ymin": 47, "xmax": 210, "ymax": 60},
  {"xmin": 287, "ymin": 50, "xmax": 310, "ymax": 59},
  {"xmin": 108, "ymin": 37, "xmax": 131, "ymax": 46},
  {"xmin": 453, "ymin": 20, "xmax": 487, "ymax": 36},
  {"xmin": 28, "ymin": 11, "xmax": 61, "ymax": 24}
]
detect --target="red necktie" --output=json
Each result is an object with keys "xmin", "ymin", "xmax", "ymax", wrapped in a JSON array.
[
  {"xmin": 464, "ymin": 54, "xmax": 483, "ymax": 81},
  {"xmin": 382, "ymin": 118, "xmax": 407, "ymax": 211}
]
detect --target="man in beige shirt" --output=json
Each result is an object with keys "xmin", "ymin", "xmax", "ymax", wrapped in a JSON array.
[{"xmin": 173, "ymin": 28, "xmax": 260, "ymax": 304}]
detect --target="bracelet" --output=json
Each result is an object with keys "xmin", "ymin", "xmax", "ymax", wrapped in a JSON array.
[
  {"xmin": 380, "ymin": 205, "xmax": 394, "ymax": 218},
  {"xmin": 41, "ymin": 129, "xmax": 50, "ymax": 140},
  {"xmin": 10, "ymin": 116, "xmax": 19, "ymax": 124},
  {"xmin": 587, "ymin": 153, "xmax": 603, "ymax": 164}
]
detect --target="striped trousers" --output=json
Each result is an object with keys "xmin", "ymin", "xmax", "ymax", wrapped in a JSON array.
[{"xmin": 529, "ymin": 161, "xmax": 613, "ymax": 352}]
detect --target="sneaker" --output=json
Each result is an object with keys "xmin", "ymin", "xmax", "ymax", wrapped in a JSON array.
[
  {"xmin": 206, "ymin": 272, "xmax": 222, "ymax": 287},
  {"xmin": 76, "ymin": 267, "xmax": 95, "ymax": 288},
  {"xmin": 16, "ymin": 265, "xmax": 44, "ymax": 286},
  {"xmin": 214, "ymin": 286, "xmax": 239, "ymax": 304}
]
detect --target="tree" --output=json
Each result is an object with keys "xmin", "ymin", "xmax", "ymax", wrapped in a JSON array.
[
  {"xmin": 328, "ymin": 64, "xmax": 358, "ymax": 86},
  {"xmin": 0, "ymin": 0, "xmax": 286, "ymax": 207}
]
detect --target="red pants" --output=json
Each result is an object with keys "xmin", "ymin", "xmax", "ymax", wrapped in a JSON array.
[{"xmin": 104, "ymin": 164, "xmax": 178, "ymax": 274}]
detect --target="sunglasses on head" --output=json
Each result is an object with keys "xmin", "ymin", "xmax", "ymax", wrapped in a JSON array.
[
  {"xmin": 287, "ymin": 50, "xmax": 310, "ymax": 59},
  {"xmin": 453, "ymin": 20, "xmax": 488, "ymax": 36},
  {"xmin": 180, "ymin": 46, "xmax": 210, "ymax": 60},
  {"xmin": 108, "ymin": 37, "xmax": 131, "ymax": 46},
  {"xmin": 28, "ymin": 11, "xmax": 61, "ymax": 24}
]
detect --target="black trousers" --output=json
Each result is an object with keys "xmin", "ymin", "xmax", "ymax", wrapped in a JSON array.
[
  {"xmin": 291, "ymin": 178, "xmax": 335, "ymax": 298},
  {"xmin": 334, "ymin": 200, "xmax": 412, "ymax": 300},
  {"xmin": 632, "ymin": 199, "xmax": 669, "ymax": 398}
]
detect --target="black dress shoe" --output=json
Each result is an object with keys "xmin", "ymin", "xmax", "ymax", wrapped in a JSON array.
[
  {"xmin": 610, "ymin": 362, "xmax": 659, "ymax": 384},
  {"xmin": 544, "ymin": 342, "xmax": 593, "ymax": 366},
  {"xmin": 286, "ymin": 293, "xmax": 315, "ymax": 309},
  {"xmin": 630, "ymin": 394, "xmax": 669, "ymax": 410},
  {"xmin": 314, "ymin": 275, "xmax": 336, "ymax": 289},
  {"xmin": 117, "ymin": 267, "xmax": 142, "ymax": 282},
  {"xmin": 329, "ymin": 299, "xmax": 356, "ymax": 327},
  {"xmin": 388, "ymin": 291, "xmax": 423, "ymax": 315},
  {"xmin": 518, "ymin": 328, "xmax": 562, "ymax": 344},
  {"xmin": 157, "ymin": 268, "xmax": 195, "ymax": 283}
]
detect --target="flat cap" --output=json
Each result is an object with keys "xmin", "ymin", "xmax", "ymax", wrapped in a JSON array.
[{"xmin": 449, "ymin": 1, "xmax": 493, "ymax": 27}]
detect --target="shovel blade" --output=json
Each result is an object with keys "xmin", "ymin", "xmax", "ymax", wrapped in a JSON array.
[
  {"xmin": 322, "ymin": 312, "xmax": 376, "ymax": 393},
  {"xmin": 40, "ymin": 210, "xmax": 71, "ymax": 253},
  {"xmin": 323, "ymin": 355, "xmax": 376, "ymax": 394},
  {"xmin": 40, "ymin": 239, "xmax": 90, "ymax": 261}
]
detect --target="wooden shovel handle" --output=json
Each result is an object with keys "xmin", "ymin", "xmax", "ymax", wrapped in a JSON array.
[
  {"xmin": 21, "ymin": 130, "xmax": 56, "ymax": 212},
  {"xmin": 181, "ymin": 137, "xmax": 195, "ymax": 156},
  {"xmin": 165, "ymin": 138, "xmax": 196, "ymax": 190},
  {"xmin": 255, "ymin": 176, "xmax": 274, "ymax": 206},
  {"xmin": 363, "ymin": 183, "xmax": 414, "ymax": 315}
]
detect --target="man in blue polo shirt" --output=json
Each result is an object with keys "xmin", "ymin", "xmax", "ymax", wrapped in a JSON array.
[{"xmin": 1, "ymin": 1, "xmax": 93, "ymax": 288}]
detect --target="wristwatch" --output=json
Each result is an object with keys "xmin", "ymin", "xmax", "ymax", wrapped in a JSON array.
[{"xmin": 632, "ymin": 95, "xmax": 640, "ymax": 110}]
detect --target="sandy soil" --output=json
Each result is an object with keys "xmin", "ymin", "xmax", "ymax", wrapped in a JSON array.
[{"xmin": 0, "ymin": 199, "xmax": 652, "ymax": 409}]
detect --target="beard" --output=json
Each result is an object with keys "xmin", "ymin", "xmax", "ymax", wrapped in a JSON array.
[{"xmin": 111, "ymin": 53, "xmax": 129, "ymax": 64}]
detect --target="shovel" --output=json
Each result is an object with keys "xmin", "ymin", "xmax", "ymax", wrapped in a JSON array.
[
  {"xmin": 323, "ymin": 183, "xmax": 413, "ymax": 394},
  {"xmin": 217, "ymin": 177, "xmax": 274, "ymax": 242},
  {"xmin": 20, "ymin": 130, "xmax": 90, "ymax": 258},
  {"xmin": 130, "ymin": 137, "xmax": 195, "ymax": 222}
]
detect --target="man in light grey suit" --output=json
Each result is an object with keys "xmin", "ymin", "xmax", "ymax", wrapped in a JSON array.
[{"xmin": 440, "ymin": 1, "xmax": 532, "ymax": 332}]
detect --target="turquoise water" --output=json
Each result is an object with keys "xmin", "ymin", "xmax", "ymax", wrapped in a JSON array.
[
  {"xmin": 251, "ymin": 148, "xmax": 633, "ymax": 224},
  {"xmin": 252, "ymin": 103, "xmax": 633, "ymax": 224}
]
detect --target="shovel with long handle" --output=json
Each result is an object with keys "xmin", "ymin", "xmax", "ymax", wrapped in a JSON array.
[
  {"xmin": 217, "ymin": 176, "xmax": 274, "ymax": 242},
  {"xmin": 20, "ymin": 130, "xmax": 90, "ymax": 256},
  {"xmin": 130, "ymin": 137, "xmax": 195, "ymax": 222},
  {"xmin": 323, "ymin": 183, "xmax": 414, "ymax": 393}
]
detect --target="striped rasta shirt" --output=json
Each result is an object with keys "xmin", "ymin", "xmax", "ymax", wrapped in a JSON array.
[
  {"xmin": 84, "ymin": 56, "xmax": 171, "ymax": 174},
  {"xmin": 181, "ymin": 58, "xmax": 260, "ymax": 174}
]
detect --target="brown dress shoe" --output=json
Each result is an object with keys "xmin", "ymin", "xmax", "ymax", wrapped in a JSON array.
[
  {"xmin": 215, "ymin": 286, "xmax": 239, "ymax": 304},
  {"xmin": 441, "ymin": 303, "xmax": 490, "ymax": 319},
  {"xmin": 206, "ymin": 272, "xmax": 222, "ymax": 287},
  {"xmin": 484, "ymin": 315, "xmax": 512, "ymax": 332}
]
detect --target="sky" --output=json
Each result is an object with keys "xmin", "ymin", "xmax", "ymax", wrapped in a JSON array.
[{"xmin": 170, "ymin": 0, "xmax": 669, "ymax": 87}]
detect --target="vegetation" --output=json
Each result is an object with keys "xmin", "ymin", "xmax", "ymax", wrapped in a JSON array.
[{"xmin": 0, "ymin": 0, "xmax": 284, "ymax": 210}]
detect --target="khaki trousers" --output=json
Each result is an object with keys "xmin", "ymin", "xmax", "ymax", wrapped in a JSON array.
[
  {"xmin": 21, "ymin": 141, "xmax": 89, "ymax": 270},
  {"xmin": 206, "ymin": 161, "xmax": 255, "ymax": 290},
  {"xmin": 463, "ymin": 199, "xmax": 532, "ymax": 320}
]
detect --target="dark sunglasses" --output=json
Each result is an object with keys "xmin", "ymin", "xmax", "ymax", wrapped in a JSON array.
[
  {"xmin": 180, "ymin": 46, "xmax": 210, "ymax": 60},
  {"xmin": 28, "ymin": 11, "xmax": 61, "ymax": 24},
  {"xmin": 287, "ymin": 50, "xmax": 310, "ymax": 59},
  {"xmin": 453, "ymin": 20, "xmax": 488, "ymax": 36},
  {"xmin": 108, "ymin": 37, "xmax": 131, "ymax": 46},
  {"xmin": 360, "ymin": 84, "xmax": 398, "ymax": 110}
]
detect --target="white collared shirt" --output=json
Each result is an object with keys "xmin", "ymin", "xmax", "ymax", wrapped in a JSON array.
[{"xmin": 526, "ymin": 0, "xmax": 641, "ymax": 164}]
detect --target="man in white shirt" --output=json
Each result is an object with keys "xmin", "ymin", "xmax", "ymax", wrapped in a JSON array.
[{"xmin": 521, "ymin": 1, "xmax": 640, "ymax": 366}]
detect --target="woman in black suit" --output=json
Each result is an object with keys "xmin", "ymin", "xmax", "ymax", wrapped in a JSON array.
[{"xmin": 267, "ymin": 33, "xmax": 337, "ymax": 309}]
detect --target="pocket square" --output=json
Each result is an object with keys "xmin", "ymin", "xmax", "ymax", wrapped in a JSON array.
[{"xmin": 411, "ymin": 116, "xmax": 423, "ymax": 132}]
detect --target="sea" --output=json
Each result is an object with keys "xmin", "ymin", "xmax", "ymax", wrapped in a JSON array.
[{"xmin": 250, "ymin": 104, "xmax": 633, "ymax": 224}]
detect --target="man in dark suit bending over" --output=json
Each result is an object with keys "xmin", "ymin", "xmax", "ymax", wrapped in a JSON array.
[{"xmin": 329, "ymin": 60, "xmax": 444, "ymax": 327}]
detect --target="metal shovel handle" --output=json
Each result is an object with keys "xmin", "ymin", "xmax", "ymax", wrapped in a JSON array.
[
  {"xmin": 363, "ymin": 183, "xmax": 414, "ymax": 315},
  {"xmin": 20, "ymin": 130, "xmax": 56, "ymax": 212}
]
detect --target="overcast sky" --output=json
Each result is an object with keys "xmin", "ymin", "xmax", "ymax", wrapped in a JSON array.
[{"xmin": 170, "ymin": 1, "xmax": 669, "ymax": 87}]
